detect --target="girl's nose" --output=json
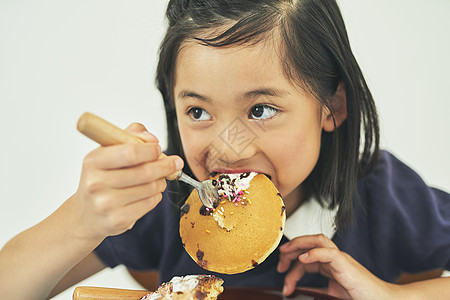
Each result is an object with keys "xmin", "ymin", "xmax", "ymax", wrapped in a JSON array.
[{"xmin": 207, "ymin": 118, "xmax": 258, "ymax": 166}]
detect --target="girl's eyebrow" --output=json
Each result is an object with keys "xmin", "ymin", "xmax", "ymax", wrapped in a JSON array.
[
  {"xmin": 177, "ymin": 87, "xmax": 289, "ymax": 103},
  {"xmin": 177, "ymin": 90, "xmax": 212, "ymax": 103},
  {"xmin": 243, "ymin": 87, "xmax": 290, "ymax": 100}
]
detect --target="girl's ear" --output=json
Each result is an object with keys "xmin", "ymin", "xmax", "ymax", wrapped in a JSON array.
[{"xmin": 323, "ymin": 80, "xmax": 348, "ymax": 132}]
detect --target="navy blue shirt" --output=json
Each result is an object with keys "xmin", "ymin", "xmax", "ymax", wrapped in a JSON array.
[{"xmin": 95, "ymin": 151, "xmax": 450, "ymax": 287}]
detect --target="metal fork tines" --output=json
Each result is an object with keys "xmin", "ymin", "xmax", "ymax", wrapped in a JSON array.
[{"xmin": 177, "ymin": 172, "xmax": 219, "ymax": 209}]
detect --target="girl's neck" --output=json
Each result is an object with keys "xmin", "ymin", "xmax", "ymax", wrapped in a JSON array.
[{"xmin": 283, "ymin": 185, "xmax": 304, "ymax": 218}]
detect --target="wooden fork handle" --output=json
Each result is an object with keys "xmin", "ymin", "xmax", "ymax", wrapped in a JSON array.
[
  {"xmin": 77, "ymin": 112, "xmax": 144, "ymax": 146},
  {"xmin": 73, "ymin": 286, "xmax": 150, "ymax": 300},
  {"xmin": 77, "ymin": 112, "xmax": 180, "ymax": 180}
]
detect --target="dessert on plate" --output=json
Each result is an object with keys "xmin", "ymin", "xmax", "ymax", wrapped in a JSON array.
[
  {"xmin": 179, "ymin": 172, "xmax": 286, "ymax": 274},
  {"xmin": 141, "ymin": 274, "xmax": 224, "ymax": 300}
]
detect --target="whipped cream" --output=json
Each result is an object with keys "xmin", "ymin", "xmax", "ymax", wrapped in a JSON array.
[
  {"xmin": 211, "ymin": 172, "xmax": 258, "ymax": 231},
  {"xmin": 141, "ymin": 275, "xmax": 207, "ymax": 300},
  {"xmin": 170, "ymin": 275, "xmax": 201, "ymax": 293},
  {"xmin": 215, "ymin": 172, "xmax": 257, "ymax": 202}
]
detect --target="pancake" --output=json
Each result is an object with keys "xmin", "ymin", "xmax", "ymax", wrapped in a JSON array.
[
  {"xmin": 141, "ymin": 275, "xmax": 224, "ymax": 300},
  {"xmin": 179, "ymin": 172, "xmax": 286, "ymax": 274}
]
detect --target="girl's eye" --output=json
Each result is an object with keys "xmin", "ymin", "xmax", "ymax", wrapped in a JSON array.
[
  {"xmin": 249, "ymin": 105, "xmax": 278, "ymax": 120},
  {"xmin": 187, "ymin": 107, "xmax": 212, "ymax": 121}
]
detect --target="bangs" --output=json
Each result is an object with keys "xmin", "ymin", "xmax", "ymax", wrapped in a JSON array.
[{"xmin": 191, "ymin": 8, "xmax": 282, "ymax": 48}]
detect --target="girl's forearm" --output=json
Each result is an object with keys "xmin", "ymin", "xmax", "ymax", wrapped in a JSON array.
[
  {"xmin": 0, "ymin": 194, "xmax": 103, "ymax": 299},
  {"xmin": 393, "ymin": 277, "xmax": 450, "ymax": 300}
]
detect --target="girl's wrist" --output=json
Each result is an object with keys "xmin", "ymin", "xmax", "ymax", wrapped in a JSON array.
[
  {"xmin": 58, "ymin": 193, "xmax": 107, "ymax": 245},
  {"xmin": 388, "ymin": 277, "xmax": 450, "ymax": 300},
  {"xmin": 381, "ymin": 282, "xmax": 406, "ymax": 300},
  {"xmin": 359, "ymin": 274, "xmax": 402, "ymax": 300},
  {"xmin": 388, "ymin": 283, "xmax": 422, "ymax": 300}
]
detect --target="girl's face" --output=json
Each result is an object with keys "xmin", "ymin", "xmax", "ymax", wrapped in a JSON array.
[{"xmin": 173, "ymin": 39, "xmax": 335, "ymax": 206}]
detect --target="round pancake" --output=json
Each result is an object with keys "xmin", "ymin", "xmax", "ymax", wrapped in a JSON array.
[{"xmin": 179, "ymin": 173, "xmax": 286, "ymax": 274}]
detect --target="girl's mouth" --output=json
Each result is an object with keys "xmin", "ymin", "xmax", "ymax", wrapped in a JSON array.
[{"xmin": 209, "ymin": 170, "xmax": 272, "ymax": 180}]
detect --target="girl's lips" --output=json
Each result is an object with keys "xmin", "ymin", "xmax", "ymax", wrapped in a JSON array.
[{"xmin": 210, "ymin": 169, "xmax": 272, "ymax": 180}]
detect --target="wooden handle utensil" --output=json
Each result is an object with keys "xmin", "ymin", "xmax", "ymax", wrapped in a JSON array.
[
  {"xmin": 73, "ymin": 286, "xmax": 150, "ymax": 300},
  {"xmin": 77, "ymin": 112, "xmax": 180, "ymax": 180}
]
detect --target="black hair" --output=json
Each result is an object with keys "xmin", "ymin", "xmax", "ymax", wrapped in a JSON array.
[{"xmin": 156, "ymin": 0, "xmax": 379, "ymax": 230}]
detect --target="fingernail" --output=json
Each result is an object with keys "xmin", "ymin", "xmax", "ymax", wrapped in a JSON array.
[
  {"xmin": 282, "ymin": 285, "xmax": 288, "ymax": 295},
  {"xmin": 155, "ymin": 144, "xmax": 162, "ymax": 155},
  {"xmin": 175, "ymin": 157, "xmax": 184, "ymax": 170},
  {"xmin": 140, "ymin": 131, "xmax": 159, "ymax": 142},
  {"xmin": 299, "ymin": 252, "xmax": 308, "ymax": 261},
  {"xmin": 279, "ymin": 242, "xmax": 289, "ymax": 250}
]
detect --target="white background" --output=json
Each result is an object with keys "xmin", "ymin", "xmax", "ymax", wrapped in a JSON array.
[{"xmin": 0, "ymin": 1, "xmax": 449, "ymax": 299}]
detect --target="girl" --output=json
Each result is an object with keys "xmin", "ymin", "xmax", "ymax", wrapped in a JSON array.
[{"xmin": 1, "ymin": 0, "xmax": 449, "ymax": 299}]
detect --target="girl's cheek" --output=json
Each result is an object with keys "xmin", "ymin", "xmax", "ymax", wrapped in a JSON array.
[{"xmin": 182, "ymin": 136, "xmax": 211, "ymax": 178}]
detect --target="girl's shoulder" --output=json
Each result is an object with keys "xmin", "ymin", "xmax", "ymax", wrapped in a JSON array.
[
  {"xmin": 349, "ymin": 150, "xmax": 450, "ymax": 275},
  {"xmin": 358, "ymin": 150, "xmax": 449, "ymax": 205},
  {"xmin": 354, "ymin": 150, "xmax": 450, "ymax": 235}
]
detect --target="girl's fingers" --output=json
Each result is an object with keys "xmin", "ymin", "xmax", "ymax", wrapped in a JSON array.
[
  {"xmin": 101, "ymin": 193, "xmax": 164, "ymax": 235},
  {"xmin": 278, "ymin": 235, "xmax": 337, "ymax": 273},
  {"xmin": 101, "ymin": 155, "xmax": 183, "ymax": 188},
  {"xmin": 124, "ymin": 123, "xmax": 159, "ymax": 143},
  {"xmin": 299, "ymin": 247, "xmax": 344, "ymax": 266},
  {"xmin": 279, "ymin": 236, "xmax": 384, "ymax": 300},
  {"xmin": 125, "ymin": 193, "xmax": 164, "ymax": 217},
  {"xmin": 86, "ymin": 143, "xmax": 162, "ymax": 170},
  {"xmin": 300, "ymin": 248, "xmax": 364, "ymax": 290},
  {"xmin": 282, "ymin": 261, "xmax": 306, "ymax": 296},
  {"xmin": 85, "ymin": 156, "xmax": 182, "ymax": 215},
  {"xmin": 93, "ymin": 178, "xmax": 167, "ymax": 212},
  {"xmin": 115, "ymin": 178, "xmax": 166, "ymax": 206},
  {"xmin": 280, "ymin": 234, "xmax": 338, "ymax": 253},
  {"xmin": 278, "ymin": 235, "xmax": 340, "ymax": 296},
  {"xmin": 299, "ymin": 248, "xmax": 378, "ymax": 299},
  {"xmin": 278, "ymin": 248, "xmax": 306, "ymax": 273}
]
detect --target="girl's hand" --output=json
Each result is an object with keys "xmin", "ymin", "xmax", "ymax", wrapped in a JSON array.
[
  {"xmin": 277, "ymin": 234, "xmax": 395, "ymax": 299},
  {"xmin": 73, "ymin": 123, "xmax": 184, "ymax": 240}
]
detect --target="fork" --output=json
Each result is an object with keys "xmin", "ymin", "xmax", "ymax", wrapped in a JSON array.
[{"xmin": 77, "ymin": 112, "xmax": 218, "ymax": 209}]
